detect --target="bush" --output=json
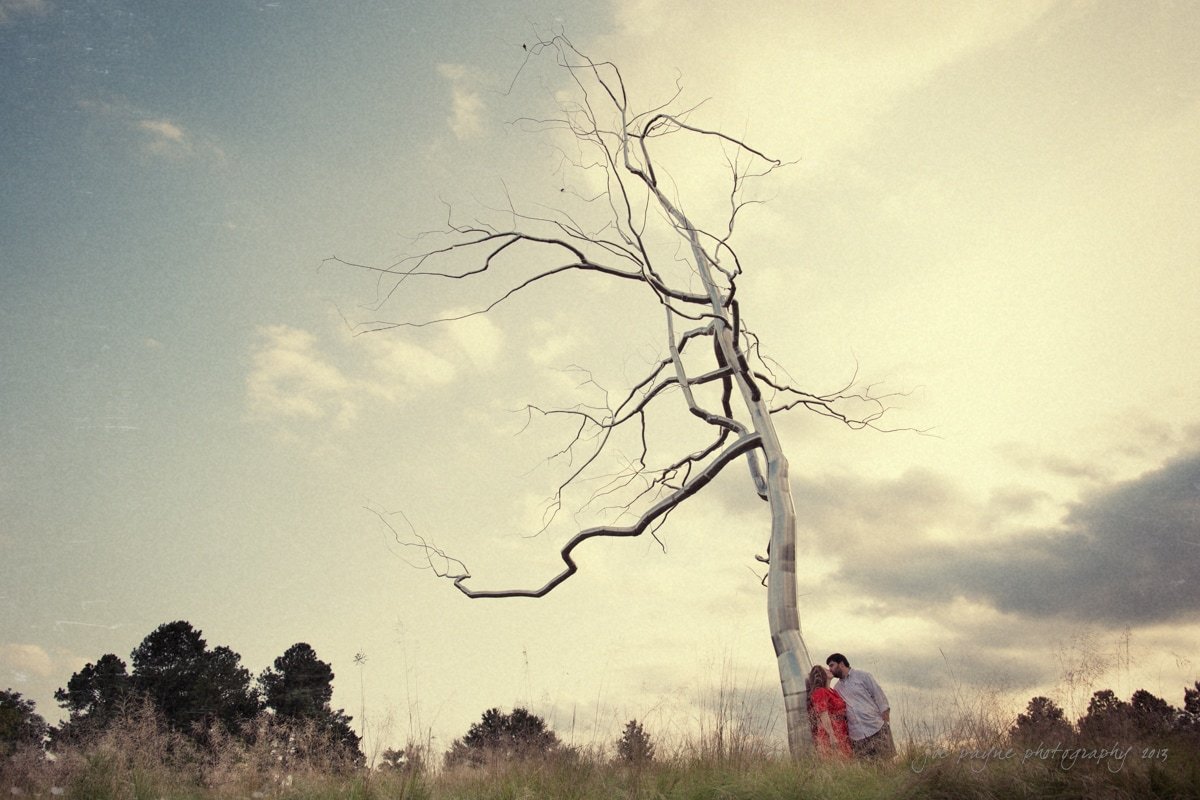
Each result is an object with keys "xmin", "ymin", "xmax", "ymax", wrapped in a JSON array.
[
  {"xmin": 444, "ymin": 707, "xmax": 562, "ymax": 768},
  {"xmin": 0, "ymin": 690, "xmax": 47, "ymax": 756},
  {"xmin": 380, "ymin": 742, "xmax": 428, "ymax": 774}
]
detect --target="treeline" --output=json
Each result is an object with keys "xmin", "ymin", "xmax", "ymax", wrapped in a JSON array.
[
  {"xmin": 1010, "ymin": 684, "xmax": 1200, "ymax": 743},
  {"xmin": 4, "ymin": 626, "xmax": 1200, "ymax": 771},
  {"xmin": 2, "ymin": 628, "xmax": 656, "ymax": 780},
  {"xmin": 1, "ymin": 620, "xmax": 360, "ymax": 763},
  {"xmin": 1, "ymin": 617, "xmax": 657, "ymax": 775},
  {"xmin": 435, "ymin": 708, "xmax": 653, "ymax": 769},
  {"xmin": 4, "ymin": 650, "xmax": 1200, "ymax": 800}
]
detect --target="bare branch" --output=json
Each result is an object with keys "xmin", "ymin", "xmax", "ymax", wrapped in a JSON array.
[
  {"xmin": 447, "ymin": 433, "xmax": 763, "ymax": 598},
  {"xmin": 345, "ymin": 35, "xmax": 921, "ymax": 758}
]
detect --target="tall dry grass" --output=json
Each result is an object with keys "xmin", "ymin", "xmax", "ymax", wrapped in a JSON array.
[
  {"xmin": 4, "ymin": 684, "xmax": 1198, "ymax": 800},
  {"xmin": 0, "ymin": 701, "xmax": 422, "ymax": 800}
]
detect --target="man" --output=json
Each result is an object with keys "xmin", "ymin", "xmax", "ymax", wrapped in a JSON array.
[{"xmin": 826, "ymin": 653, "xmax": 894, "ymax": 760}]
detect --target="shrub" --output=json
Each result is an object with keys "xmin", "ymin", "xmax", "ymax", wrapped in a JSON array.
[
  {"xmin": 380, "ymin": 742, "xmax": 427, "ymax": 774},
  {"xmin": 444, "ymin": 707, "xmax": 562, "ymax": 767},
  {"xmin": 0, "ymin": 690, "xmax": 47, "ymax": 756}
]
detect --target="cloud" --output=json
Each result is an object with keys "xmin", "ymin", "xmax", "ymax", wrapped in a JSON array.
[
  {"xmin": 136, "ymin": 116, "xmax": 226, "ymax": 161},
  {"xmin": 0, "ymin": 643, "xmax": 54, "ymax": 679},
  {"xmin": 994, "ymin": 411, "xmax": 1195, "ymax": 485},
  {"xmin": 246, "ymin": 325, "xmax": 355, "ymax": 425},
  {"xmin": 440, "ymin": 312, "xmax": 504, "ymax": 371},
  {"xmin": 0, "ymin": 0, "xmax": 49, "ymax": 25},
  {"xmin": 77, "ymin": 99, "xmax": 225, "ymax": 162},
  {"xmin": 792, "ymin": 450, "xmax": 1200, "ymax": 625},
  {"xmin": 437, "ymin": 63, "xmax": 486, "ymax": 140},
  {"xmin": 358, "ymin": 333, "xmax": 458, "ymax": 393},
  {"xmin": 997, "ymin": 443, "xmax": 1111, "ymax": 482},
  {"xmin": 245, "ymin": 321, "xmax": 464, "ymax": 434},
  {"xmin": 596, "ymin": 0, "xmax": 1058, "ymax": 169},
  {"xmin": 137, "ymin": 118, "xmax": 191, "ymax": 158},
  {"xmin": 139, "ymin": 118, "xmax": 186, "ymax": 143}
]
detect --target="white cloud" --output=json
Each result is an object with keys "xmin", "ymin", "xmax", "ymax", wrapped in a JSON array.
[
  {"xmin": 246, "ymin": 324, "xmax": 356, "ymax": 425},
  {"xmin": 245, "ymin": 321, "xmax": 468, "ymax": 434},
  {"xmin": 359, "ymin": 334, "xmax": 458, "ymax": 394},
  {"xmin": 139, "ymin": 118, "xmax": 185, "ymax": 143},
  {"xmin": 77, "ymin": 100, "xmax": 225, "ymax": 162},
  {"xmin": 437, "ymin": 63, "xmax": 486, "ymax": 140},
  {"xmin": 136, "ymin": 116, "xmax": 225, "ymax": 160},
  {"xmin": 441, "ymin": 312, "xmax": 504, "ymax": 370},
  {"xmin": 0, "ymin": 643, "xmax": 53, "ymax": 678},
  {"xmin": 527, "ymin": 331, "xmax": 575, "ymax": 367}
]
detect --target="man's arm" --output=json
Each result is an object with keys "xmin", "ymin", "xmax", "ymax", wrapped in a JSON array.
[{"xmin": 866, "ymin": 672, "xmax": 890, "ymax": 719}]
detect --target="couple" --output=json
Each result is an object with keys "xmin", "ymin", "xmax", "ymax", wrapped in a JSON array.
[{"xmin": 807, "ymin": 653, "xmax": 894, "ymax": 760}]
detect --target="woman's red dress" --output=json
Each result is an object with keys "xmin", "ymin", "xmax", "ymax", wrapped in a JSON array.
[{"xmin": 810, "ymin": 686, "xmax": 852, "ymax": 757}]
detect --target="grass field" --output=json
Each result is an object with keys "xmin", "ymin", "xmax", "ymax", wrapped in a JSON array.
[{"xmin": 4, "ymin": 700, "xmax": 1198, "ymax": 800}]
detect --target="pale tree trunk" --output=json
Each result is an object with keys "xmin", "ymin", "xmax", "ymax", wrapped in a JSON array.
[
  {"xmin": 763, "ymin": 438, "xmax": 812, "ymax": 756},
  {"xmin": 670, "ymin": 207, "xmax": 814, "ymax": 756}
]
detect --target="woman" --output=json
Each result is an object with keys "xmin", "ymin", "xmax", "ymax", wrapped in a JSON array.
[{"xmin": 807, "ymin": 664, "xmax": 851, "ymax": 758}]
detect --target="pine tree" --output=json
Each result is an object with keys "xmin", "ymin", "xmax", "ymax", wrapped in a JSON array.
[
  {"xmin": 615, "ymin": 718, "xmax": 655, "ymax": 765},
  {"xmin": 445, "ymin": 707, "xmax": 561, "ymax": 767}
]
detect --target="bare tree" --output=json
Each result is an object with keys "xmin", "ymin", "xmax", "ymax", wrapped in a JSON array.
[{"xmin": 332, "ymin": 36, "xmax": 896, "ymax": 757}]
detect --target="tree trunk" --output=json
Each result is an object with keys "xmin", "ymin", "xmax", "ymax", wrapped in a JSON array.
[
  {"xmin": 762, "ymin": 429, "xmax": 813, "ymax": 757},
  {"xmin": 723, "ymin": 321, "xmax": 814, "ymax": 757},
  {"xmin": 671, "ymin": 211, "xmax": 814, "ymax": 757}
]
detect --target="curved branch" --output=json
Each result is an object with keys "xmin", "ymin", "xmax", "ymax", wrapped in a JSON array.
[{"xmin": 450, "ymin": 433, "xmax": 764, "ymax": 598}]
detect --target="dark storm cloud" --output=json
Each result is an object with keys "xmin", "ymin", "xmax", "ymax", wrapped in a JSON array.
[{"xmin": 799, "ymin": 452, "xmax": 1200, "ymax": 624}]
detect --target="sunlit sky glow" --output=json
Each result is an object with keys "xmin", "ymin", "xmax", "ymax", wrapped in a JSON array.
[{"xmin": 2, "ymin": 0, "xmax": 1198, "ymax": 754}]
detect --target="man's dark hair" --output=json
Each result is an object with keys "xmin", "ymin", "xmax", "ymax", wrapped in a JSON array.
[{"xmin": 826, "ymin": 653, "xmax": 850, "ymax": 668}]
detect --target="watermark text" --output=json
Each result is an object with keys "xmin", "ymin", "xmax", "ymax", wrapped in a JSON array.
[{"xmin": 909, "ymin": 743, "xmax": 1169, "ymax": 774}]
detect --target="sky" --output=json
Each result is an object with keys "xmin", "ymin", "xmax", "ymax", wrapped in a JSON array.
[{"xmin": 2, "ymin": 0, "xmax": 1198, "ymax": 758}]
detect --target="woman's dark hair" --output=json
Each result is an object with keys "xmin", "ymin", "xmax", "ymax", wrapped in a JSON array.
[{"xmin": 808, "ymin": 664, "xmax": 830, "ymax": 690}]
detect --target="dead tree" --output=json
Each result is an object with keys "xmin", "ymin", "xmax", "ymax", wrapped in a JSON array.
[{"xmin": 332, "ymin": 36, "xmax": 893, "ymax": 758}]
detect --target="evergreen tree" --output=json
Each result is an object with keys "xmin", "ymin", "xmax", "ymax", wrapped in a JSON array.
[
  {"xmin": 445, "ymin": 707, "xmax": 561, "ymax": 767},
  {"xmin": 129, "ymin": 620, "xmax": 259, "ymax": 738},
  {"xmin": 259, "ymin": 643, "xmax": 334, "ymax": 717},
  {"xmin": 1009, "ymin": 696, "xmax": 1073, "ymax": 743},
  {"xmin": 1129, "ymin": 689, "xmax": 1175, "ymax": 736},
  {"xmin": 615, "ymin": 718, "xmax": 655, "ymax": 765},
  {"xmin": 0, "ymin": 689, "xmax": 47, "ymax": 755},
  {"xmin": 1078, "ymin": 689, "xmax": 1132, "ymax": 740},
  {"xmin": 54, "ymin": 653, "xmax": 131, "ymax": 738},
  {"xmin": 1178, "ymin": 681, "xmax": 1200, "ymax": 735},
  {"xmin": 258, "ymin": 642, "xmax": 361, "ymax": 763}
]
